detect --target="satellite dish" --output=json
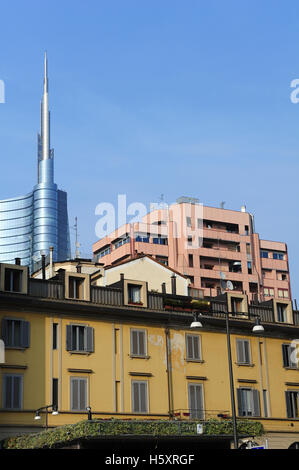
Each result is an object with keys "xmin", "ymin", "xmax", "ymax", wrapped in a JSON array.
[
  {"xmin": 226, "ymin": 281, "xmax": 234, "ymax": 291},
  {"xmin": 220, "ymin": 271, "xmax": 226, "ymax": 280},
  {"xmin": 220, "ymin": 280, "xmax": 227, "ymax": 291}
]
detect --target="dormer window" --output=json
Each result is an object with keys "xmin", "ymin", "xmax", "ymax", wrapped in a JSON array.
[
  {"xmin": 69, "ymin": 276, "xmax": 84, "ymax": 299},
  {"xmin": 128, "ymin": 284, "xmax": 142, "ymax": 305},
  {"xmin": 5, "ymin": 269, "xmax": 22, "ymax": 292}
]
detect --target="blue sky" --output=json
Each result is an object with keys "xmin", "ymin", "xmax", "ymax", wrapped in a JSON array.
[{"xmin": 0, "ymin": 0, "xmax": 299, "ymax": 300}]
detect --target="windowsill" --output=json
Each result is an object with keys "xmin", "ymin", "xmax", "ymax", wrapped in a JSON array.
[
  {"xmin": 236, "ymin": 363, "xmax": 255, "ymax": 367},
  {"xmin": 185, "ymin": 359, "xmax": 205, "ymax": 363},
  {"xmin": 128, "ymin": 302, "xmax": 144, "ymax": 306},
  {"xmin": 284, "ymin": 367, "xmax": 299, "ymax": 371},
  {"xmin": 69, "ymin": 351, "xmax": 91, "ymax": 355},
  {"xmin": 129, "ymin": 354, "xmax": 150, "ymax": 360},
  {"xmin": 4, "ymin": 346, "xmax": 26, "ymax": 351}
]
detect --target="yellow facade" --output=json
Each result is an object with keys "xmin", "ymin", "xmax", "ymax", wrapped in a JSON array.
[{"xmin": 1, "ymin": 262, "xmax": 299, "ymax": 449}]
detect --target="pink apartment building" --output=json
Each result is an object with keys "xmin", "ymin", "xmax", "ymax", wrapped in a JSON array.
[{"xmin": 92, "ymin": 197, "xmax": 292, "ymax": 302}]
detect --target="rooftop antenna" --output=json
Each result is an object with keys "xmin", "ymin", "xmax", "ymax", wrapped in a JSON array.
[
  {"xmin": 220, "ymin": 201, "xmax": 225, "ymax": 209},
  {"xmin": 73, "ymin": 217, "xmax": 80, "ymax": 259}
]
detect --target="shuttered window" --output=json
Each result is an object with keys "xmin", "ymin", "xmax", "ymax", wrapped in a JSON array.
[
  {"xmin": 186, "ymin": 334, "xmax": 201, "ymax": 360},
  {"xmin": 132, "ymin": 381, "xmax": 148, "ymax": 413},
  {"xmin": 286, "ymin": 391, "xmax": 299, "ymax": 418},
  {"xmin": 188, "ymin": 383, "xmax": 204, "ymax": 419},
  {"xmin": 130, "ymin": 329, "xmax": 146, "ymax": 357},
  {"xmin": 2, "ymin": 374, "xmax": 23, "ymax": 409},
  {"xmin": 282, "ymin": 344, "xmax": 298, "ymax": 369},
  {"xmin": 66, "ymin": 325, "xmax": 94, "ymax": 353},
  {"xmin": 1, "ymin": 319, "xmax": 30, "ymax": 348},
  {"xmin": 70, "ymin": 377, "xmax": 87, "ymax": 411},
  {"xmin": 236, "ymin": 339, "xmax": 251, "ymax": 364},
  {"xmin": 237, "ymin": 388, "xmax": 261, "ymax": 417}
]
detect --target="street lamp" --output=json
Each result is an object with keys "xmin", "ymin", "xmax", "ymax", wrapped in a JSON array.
[
  {"xmin": 86, "ymin": 406, "xmax": 92, "ymax": 421},
  {"xmin": 190, "ymin": 311, "xmax": 264, "ymax": 449},
  {"xmin": 34, "ymin": 404, "xmax": 58, "ymax": 429}
]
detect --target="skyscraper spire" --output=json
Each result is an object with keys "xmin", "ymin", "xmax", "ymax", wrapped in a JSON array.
[{"xmin": 38, "ymin": 52, "xmax": 53, "ymax": 184}]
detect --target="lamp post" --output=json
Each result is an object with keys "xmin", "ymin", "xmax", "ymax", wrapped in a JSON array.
[
  {"xmin": 34, "ymin": 404, "xmax": 58, "ymax": 430},
  {"xmin": 190, "ymin": 311, "xmax": 264, "ymax": 449},
  {"xmin": 86, "ymin": 406, "xmax": 92, "ymax": 421}
]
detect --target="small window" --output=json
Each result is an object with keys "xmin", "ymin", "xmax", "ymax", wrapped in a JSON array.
[
  {"xmin": 286, "ymin": 391, "xmax": 299, "ymax": 418},
  {"xmin": 1, "ymin": 319, "xmax": 30, "ymax": 348},
  {"xmin": 2, "ymin": 374, "xmax": 23, "ymax": 409},
  {"xmin": 186, "ymin": 217, "xmax": 192, "ymax": 228},
  {"xmin": 188, "ymin": 383, "xmax": 204, "ymax": 419},
  {"xmin": 68, "ymin": 277, "xmax": 84, "ymax": 299},
  {"xmin": 237, "ymin": 388, "xmax": 261, "ymax": 417},
  {"xmin": 231, "ymin": 297, "xmax": 243, "ymax": 313},
  {"xmin": 132, "ymin": 380, "xmax": 148, "ymax": 413},
  {"xmin": 66, "ymin": 325, "xmax": 94, "ymax": 353},
  {"xmin": 260, "ymin": 251, "xmax": 269, "ymax": 259},
  {"xmin": 273, "ymin": 252, "xmax": 284, "ymax": 260},
  {"xmin": 70, "ymin": 377, "xmax": 87, "ymax": 411},
  {"xmin": 236, "ymin": 339, "xmax": 251, "ymax": 364},
  {"xmin": 156, "ymin": 256, "xmax": 168, "ymax": 266},
  {"xmin": 4, "ymin": 269, "xmax": 22, "ymax": 292},
  {"xmin": 186, "ymin": 334, "xmax": 201, "ymax": 361},
  {"xmin": 282, "ymin": 344, "xmax": 298, "ymax": 369},
  {"xmin": 52, "ymin": 378, "xmax": 58, "ymax": 409},
  {"xmin": 128, "ymin": 284, "xmax": 142, "ymax": 304},
  {"xmin": 187, "ymin": 236, "xmax": 192, "ymax": 246},
  {"xmin": 277, "ymin": 303, "xmax": 288, "ymax": 322},
  {"xmin": 131, "ymin": 329, "xmax": 146, "ymax": 357},
  {"xmin": 188, "ymin": 254, "xmax": 194, "ymax": 268},
  {"xmin": 53, "ymin": 323, "xmax": 58, "ymax": 350},
  {"xmin": 247, "ymin": 262, "xmax": 252, "ymax": 275}
]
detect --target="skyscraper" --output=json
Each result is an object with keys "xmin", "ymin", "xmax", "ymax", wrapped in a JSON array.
[{"xmin": 0, "ymin": 53, "xmax": 71, "ymax": 269}]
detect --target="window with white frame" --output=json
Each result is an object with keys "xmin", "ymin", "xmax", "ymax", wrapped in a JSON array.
[
  {"xmin": 2, "ymin": 374, "xmax": 23, "ymax": 409},
  {"xmin": 128, "ymin": 284, "xmax": 142, "ymax": 304},
  {"xmin": 186, "ymin": 334, "xmax": 201, "ymax": 361},
  {"xmin": 277, "ymin": 303, "xmax": 288, "ymax": 322},
  {"xmin": 130, "ymin": 329, "xmax": 146, "ymax": 357},
  {"xmin": 70, "ymin": 377, "xmax": 88, "ymax": 411},
  {"xmin": 236, "ymin": 339, "xmax": 251, "ymax": 365},
  {"xmin": 188, "ymin": 383, "xmax": 204, "ymax": 419},
  {"xmin": 132, "ymin": 380, "xmax": 148, "ymax": 413}
]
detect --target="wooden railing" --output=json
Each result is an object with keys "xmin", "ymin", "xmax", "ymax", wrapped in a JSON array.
[
  {"xmin": 91, "ymin": 286, "xmax": 123, "ymax": 306},
  {"xmin": 28, "ymin": 279, "xmax": 64, "ymax": 299}
]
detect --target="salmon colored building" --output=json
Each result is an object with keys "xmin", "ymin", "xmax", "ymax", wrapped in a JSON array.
[{"xmin": 93, "ymin": 198, "xmax": 292, "ymax": 304}]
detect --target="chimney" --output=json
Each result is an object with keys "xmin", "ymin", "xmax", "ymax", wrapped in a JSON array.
[
  {"xmin": 49, "ymin": 246, "xmax": 54, "ymax": 278},
  {"xmin": 120, "ymin": 273, "xmax": 124, "ymax": 281},
  {"xmin": 171, "ymin": 275, "xmax": 176, "ymax": 295},
  {"xmin": 161, "ymin": 282, "xmax": 166, "ymax": 294},
  {"xmin": 15, "ymin": 258, "xmax": 21, "ymax": 266},
  {"xmin": 41, "ymin": 254, "xmax": 46, "ymax": 280},
  {"xmin": 76, "ymin": 264, "xmax": 82, "ymax": 273}
]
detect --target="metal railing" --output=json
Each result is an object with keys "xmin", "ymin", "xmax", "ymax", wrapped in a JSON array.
[
  {"xmin": 91, "ymin": 286, "xmax": 123, "ymax": 306},
  {"xmin": 28, "ymin": 278, "xmax": 64, "ymax": 299}
]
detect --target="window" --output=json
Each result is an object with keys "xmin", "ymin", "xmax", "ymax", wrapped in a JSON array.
[
  {"xmin": 2, "ymin": 374, "xmax": 23, "ymax": 409},
  {"xmin": 260, "ymin": 251, "xmax": 269, "ymax": 259},
  {"xmin": 131, "ymin": 329, "xmax": 146, "ymax": 357},
  {"xmin": 237, "ymin": 388, "xmax": 261, "ymax": 417},
  {"xmin": 278, "ymin": 289, "xmax": 289, "ymax": 299},
  {"xmin": 264, "ymin": 288, "xmax": 274, "ymax": 297},
  {"xmin": 263, "ymin": 390, "xmax": 268, "ymax": 418},
  {"xmin": 66, "ymin": 325, "xmax": 94, "ymax": 353},
  {"xmin": 186, "ymin": 334, "xmax": 201, "ymax": 361},
  {"xmin": 273, "ymin": 252, "xmax": 284, "ymax": 260},
  {"xmin": 135, "ymin": 235, "xmax": 149, "ymax": 243},
  {"xmin": 236, "ymin": 339, "xmax": 251, "ymax": 365},
  {"xmin": 187, "ymin": 236, "xmax": 192, "ymax": 246},
  {"xmin": 282, "ymin": 344, "xmax": 298, "ymax": 369},
  {"xmin": 153, "ymin": 237, "xmax": 168, "ymax": 245},
  {"xmin": 96, "ymin": 246, "xmax": 111, "ymax": 259},
  {"xmin": 247, "ymin": 261, "xmax": 252, "ymax": 275},
  {"xmin": 132, "ymin": 381, "xmax": 148, "ymax": 413},
  {"xmin": 245, "ymin": 225, "xmax": 249, "ymax": 236},
  {"xmin": 186, "ymin": 217, "xmax": 192, "ymax": 228},
  {"xmin": 68, "ymin": 277, "xmax": 84, "ymax": 299},
  {"xmin": 52, "ymin": 378, "xmax": 58, "ymax": 409},
  {"xmin": 128, "ymin": 284, "xmax": 142, "ymax": 304},
  {"xmin": 188, "ymin": 254, "xmax": 194, "ymax": 268},
  {"xmin": 231, "ymin": 297, "xmax": 243, "ymax": 314},
  {"xmin": 70, "ymin": 377, "xmax": 87, "ymax": 411},
  {"xmin": 4, "ymin": 269, "xmax": 22, "ymax": 292},
  {"xmin": 53, "ymin": 323, "xmax": 58, "ymax": 350},
  {"xmin": 1, "ymin": 319, "xmax": 30, "ymax": 348},
  {"xmin": 156, "ymin": 256, "xmax": 168, "ymax": 266},
  {"xmin": 286, "ymin": 391, "xmax": 299, "ymax": 418},
  {"xmin": 114, "ymin": 235, "xmax": 130, "ymax": 249},
  {"xmin": 188, "ymin": 383, "xmax": 204, "ymax": 419},
  {"xmin": 277, "ymin": 303, "xmax": 288, "ymax": 322}
]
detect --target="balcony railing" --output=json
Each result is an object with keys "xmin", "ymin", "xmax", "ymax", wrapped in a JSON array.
[
  {"xmin": 28, "ymin": 279, "xmax": 64, "ymax": 299},
  {"xmin": 91, "ymin": 286, "xmax": 123, "ymax": 306}
]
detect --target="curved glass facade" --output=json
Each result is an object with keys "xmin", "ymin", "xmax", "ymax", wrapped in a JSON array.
[{"xmin": 0, "ymin": 54, "xmax": 71, "ymax": 269}]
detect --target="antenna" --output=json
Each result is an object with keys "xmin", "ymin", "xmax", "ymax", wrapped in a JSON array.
[
  {"xmin": 220, "ymin": 201, "xmax": 225, "ymax": 209},
  {"xmin": 73, "ymin": 217, "xmax": 80, "ymax": 259}
]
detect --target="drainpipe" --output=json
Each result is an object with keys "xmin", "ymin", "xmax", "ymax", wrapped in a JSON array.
[{"xmin": 165, "ymin": 328, "xmax": 174, "ymax": 418}]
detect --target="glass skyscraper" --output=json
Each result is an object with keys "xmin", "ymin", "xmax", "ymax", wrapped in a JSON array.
[{"xmin": 0, "ymin": 54, "xmax": 71, "ymax": 269}]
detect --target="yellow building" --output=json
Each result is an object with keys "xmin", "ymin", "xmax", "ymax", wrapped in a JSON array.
[{"xmin": 1, "ymin": 260, "xmax": 299, "ymax": 449}]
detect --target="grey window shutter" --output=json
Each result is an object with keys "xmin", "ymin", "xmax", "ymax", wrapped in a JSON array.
[
  {"xmin": 186, "ymin": 335, "xmax": 193, "ymax": 359},
  {"xmin": 13, "ymin": 376, "xmax": 21, "ymax": 409},
  {"xmin": 79, "ymin": 379, "xmax": 86, "ymax": 410},
  {"xmin": 252, "ymin": 390, "xmax": 261, "ymax": 417},
  {"xmin": 236, "ymin": 340, "xmax": 244, "ymax": 363},
  {"xmin": 282, "ymin": 344, "xmax": 290, "ymax": 367},
  {"xmin": 132, "ymin": 382, "xmax": 139, "ymax": 412},
  {"xmin": 4, "ymin": 375, "xmax": 12, "ymax": 408},
  {"xmin": 71, "ymin": 378, "xmax": 79, "ymax": 410},
  {"xmin": 244, "ymin": 341, "xmax": 250, "ymax": 363},
  {"xmin": 139, "ymin": 382, "xmax": 147, "ymax": 412},
  {"xmin": 1, "ymin": 319, "xmax": 8, "ymax": 345},
  {"xmin": 138, "ymin": 331, "xmax": 145, "ymax": 356},
  {"xmin": 193, "ymin": 336, "xmax": 200, "ymax": 359},
  {"xmin": 131, "ymin": 331, "xmax": 138, "ymax": 355},
  {"xmin": 290, "ymin": 345, "xmax": 297, "ymax": 368},
  {"xmin": 285, "ymin": 391, "xmax": 293, "ymax": 418},
  {"xmin": 237, "ymin": 389, "xmax": 244, "ymax": 416},
  {"xmin": 85, "ymin": 327, "xmax": 94, "ymax": 353},
  {"xmin": 66, "ymin": 325, "xmax": 73, "ymax": 351},
  {"xmin": 20, "ymin": 321, "xmax": 30, "ymax": 348}
]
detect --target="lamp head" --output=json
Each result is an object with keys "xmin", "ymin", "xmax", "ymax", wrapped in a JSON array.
[
  {"xmin": 190, "ymin": 313, "xmax": 203, "ymax": 329},
  {"xmin": 252, "ymin": 317, "xmax": 264, "ymax": 333}
]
